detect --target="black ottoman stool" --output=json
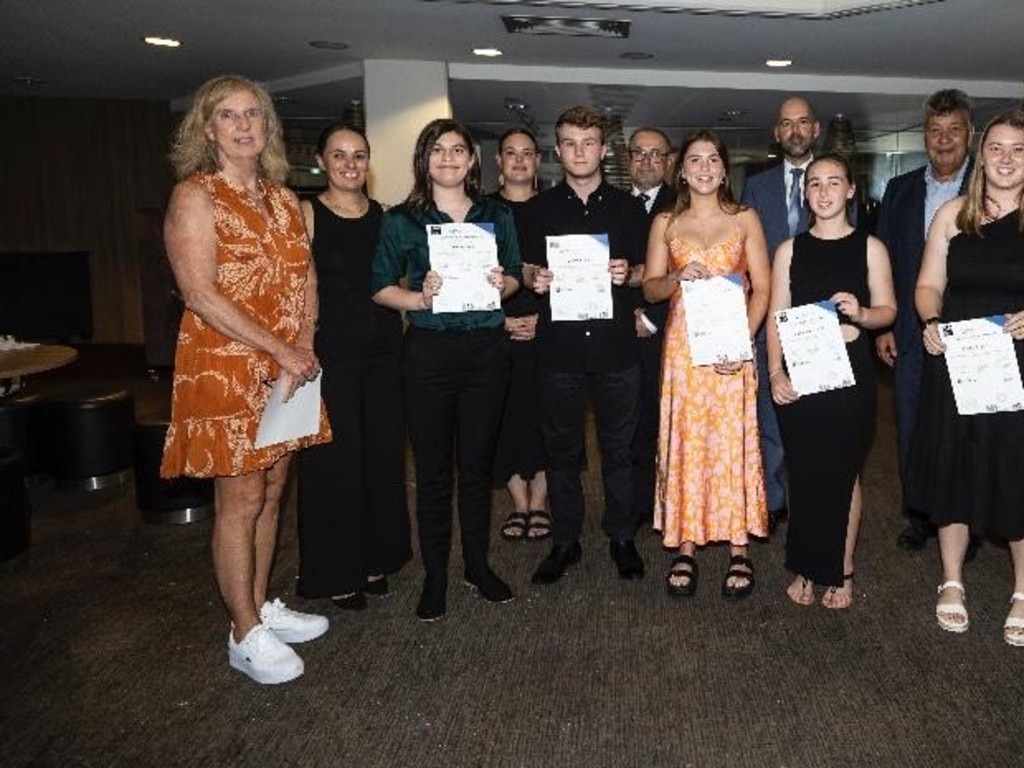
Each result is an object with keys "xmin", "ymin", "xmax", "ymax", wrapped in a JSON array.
[
  {"xmin": 41, "ymin": 385, "xmax": 135, "ymax": 490},
  {"xmin": 133, "ymin": 420, "xmax": 214, "ymax": 524},
  {"xmin": 0, "ymin": 392, "xmax": 43, "ymax": 475},
  {"xmin": 0, "ymin": 449, "xmax": 31, "ymax": 563}
]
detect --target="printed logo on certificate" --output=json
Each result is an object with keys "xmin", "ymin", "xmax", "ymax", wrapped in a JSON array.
[
  {"xmin": 427, "ymin": 222, "xmax": 501, "ymax": 314},
  {"xmin": 940, "ymin": 316, "xmax": 1024, "ymax": 415},
  {"xmin": 546, "ymin": 233, "xmax": 613, "ymax": 321},
  {"xmin": 775, "ymin": 301, "xmax": 855, "ymax": 395},
  {"xmin": 681, "ymin": 274, "xmax": 752, "ymax": 366}
]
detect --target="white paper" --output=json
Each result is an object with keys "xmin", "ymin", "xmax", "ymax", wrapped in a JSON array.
[
  {"xmin": 775, "ymin": 301, "xmax": 855, "ymax": 395},
  {"xmin": 681, "ymin": 274, "xmax": 752, "ymax": 366},
  {"xmin": 427, "ymin": 222, "xmax": 501, "ymax": 314},
  {"xmin": 941, "ymin": 316, "xmax": 1024, "ymax": 415},
  {"xmin": 546, "ymin": 234, "xmax": 613, "ymax": 321},
  {"xmin": 254, "ymin": 372, "xmax": 322, "ymax": 449}
]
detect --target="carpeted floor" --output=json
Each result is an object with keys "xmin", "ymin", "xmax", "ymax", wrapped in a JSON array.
[{"xmin": 2, "ymin": 346, "xmax": 1022, "ymax": 768}]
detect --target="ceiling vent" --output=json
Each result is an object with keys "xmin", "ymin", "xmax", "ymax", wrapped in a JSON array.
[{"xmin": 501, "ymin": 15, "xmax": 631, "ymax": 38}]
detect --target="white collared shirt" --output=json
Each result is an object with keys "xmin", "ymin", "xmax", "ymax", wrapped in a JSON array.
[{"xmin": 632, "ymin": 183, "xmax": 662, "ymax": 214}]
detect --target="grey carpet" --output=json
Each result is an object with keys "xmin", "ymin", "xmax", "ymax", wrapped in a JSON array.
[{"xmin": 2, "ymin": 356, "xmax": 1023, "ymax": 768}]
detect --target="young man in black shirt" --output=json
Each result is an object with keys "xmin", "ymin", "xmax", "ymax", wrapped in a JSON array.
[{"xmin": 519, "ymin": 106, "xmax": 649, "ymax": 583}]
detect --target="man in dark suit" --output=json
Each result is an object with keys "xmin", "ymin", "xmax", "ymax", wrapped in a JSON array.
[
  {"xmin": 627, "ymin": 127, "xmax": 676, "ymax": 529},
  {"xmin": 740, "ymin": 95, "xmax": 819, "ymax": 531},
  {"xmin": 874, "ymin": 89, "xmax": 975, "ymax": 551}
]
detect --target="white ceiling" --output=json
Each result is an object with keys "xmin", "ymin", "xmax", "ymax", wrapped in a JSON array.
[{"xmin": 2, "ymin": 0, "xmax": 1021, "ymax": 155}]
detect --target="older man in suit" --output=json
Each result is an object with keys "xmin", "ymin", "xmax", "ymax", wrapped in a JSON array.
[
  {"xmin": 874, "ymin": 89, "xmax": 975, "ymax": 551},
  {"xmin": 740, "ymin": 95, "xmax": 819, "ymax": 531},
  {"xmin": 627, "ymin": 127, "xmax": 676, "ymax": 529}
]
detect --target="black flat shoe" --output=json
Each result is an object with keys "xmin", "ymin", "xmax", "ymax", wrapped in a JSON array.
[
  {"xmin": 531, "ymin": 542, "xmax": 582, "ymax": 585},
  {"xmin": 666, "ymin": 554, "xmax": 697, "ymax": 598},
  {"xmin": 609, "ymin": 539, "xmax": 645, "ymax": 580},
  {"xmin": 416, "ymin": 578, "xmax": 447, "ymax": 622},
  {"xmin": 331, "ymin": 592, "xmax": 368, "ymax": 611},
  {"xmin": 364, "ymin": 576, "xmax": 389, "ymax": 596},
  {"xmin": 722, "ymin": 555, "xmax": 755, "ymax": 601},
  {"xmin": 464, "ymin": 565, "xmax": 514, "ymax": 603}
]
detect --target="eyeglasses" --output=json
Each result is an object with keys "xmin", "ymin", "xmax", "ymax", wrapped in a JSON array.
[
  {"xmin": 214, "ymin": 107, "xmax": 265, "ymax": 124},
  {"xmin": 431, "ymin": 144, "xmax": 470, "ymax": 158},
  {"xmin": 629, "ymin": 148, "xmax": 666, "ymax": 162}
]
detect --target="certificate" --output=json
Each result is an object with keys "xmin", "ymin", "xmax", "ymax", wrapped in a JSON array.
[
  {"xmin": 775, "ymin": 301, "xmax": 855, "ymax": 395},
  {"xmin": 940, "ymin": 316, "xmax": 1024, "ymax": 415},
  {"xmin": 546, "ymin": 233, "xmax": 612, "ymax": 321},
  {"xmin": 681, "ymin": 274, "xmax": 752, "ymax": 366},
  {"xmin": 427, "ymin": 222, "xmax": 501, "ymax": 314},
  {"xmin": 254, "ymin": 372, "xmax": 322, "ymax": 449}
]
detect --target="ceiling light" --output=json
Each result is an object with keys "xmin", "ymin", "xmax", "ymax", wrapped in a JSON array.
[
  {"xmin": 144, "ymin": 36, "xmax": 181, "ymax": 48},
  {"xmin": 473, "ymin": 48, "xmax": 503, "ymax": 57},
  {"xmin": 765, "ymin": 59, "xmax": 792, "ymax": 67},
  {"xmin": 502, "ymin": 15, "xmax": 630, "ymax": 38},
  {"xmin": 309, "ymin": 40, "xmax": 348, "ymax": 50}
]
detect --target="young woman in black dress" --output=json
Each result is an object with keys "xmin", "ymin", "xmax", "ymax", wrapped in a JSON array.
[
  {"xmin": 296, "ymin": 123, "xmax": 411, "ymax": 610},
  {"xmin": 767, "ymin": 154, "xmax": 896, "ymax": 609}
]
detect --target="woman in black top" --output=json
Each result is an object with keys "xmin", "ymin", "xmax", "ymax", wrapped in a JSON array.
[
  {"xmin": 296, "ymin": 123, "xmax": 411, "ymax": 610},
  {"xmin": 767, "ymin": 154, "xmax": 895, "ymax": 609}
]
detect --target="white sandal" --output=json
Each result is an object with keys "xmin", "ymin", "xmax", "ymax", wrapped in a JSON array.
[
  {"xmin": 936, "ymin": 581, "xmax": 968, "ymax": 633},
  {"xmin": 1004, "ymin": 592, "xmax": 1024, "ymax": 647}
]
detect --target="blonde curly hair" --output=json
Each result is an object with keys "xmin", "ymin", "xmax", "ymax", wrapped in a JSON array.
[{"xmin": 169, "ymin": 74, "xmax": 289, "ymax": 183}]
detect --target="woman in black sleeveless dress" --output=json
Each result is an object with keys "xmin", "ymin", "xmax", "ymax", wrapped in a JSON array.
[
  {"xmin": 296, "ymin": 123, "xmax": 411, "ymax": 609},
  {"xmin": 907, "ymin": 111, "xmax": 1024, "ymax": 644},
  {"xmin": 767, "ymin": 154, "xmax": 896, "ymax": 609}
]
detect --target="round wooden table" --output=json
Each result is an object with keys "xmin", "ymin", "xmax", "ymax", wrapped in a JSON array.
[{"xmin": 0, "ymin": 344, "xmax": 78, "ymax": 395}]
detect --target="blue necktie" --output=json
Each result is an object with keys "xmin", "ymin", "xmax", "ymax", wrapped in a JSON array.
[{"xmin": 788, "ymin": 167, "xmax": 803, "ymax": 237}]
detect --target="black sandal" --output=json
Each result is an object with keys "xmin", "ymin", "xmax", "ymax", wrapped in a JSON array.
[
  {"xmin": 525, "ymin": 510, "xmax": 552, "ymax": 541},
  {"xmin": 500, "ymin": 512, "xmax": 529, "ymax": 541},
  {"xmin": 666, "ymin": 554, "xmax": 698, "ymax": 598},
  {"xmin": 722, "ymin": 555, "xmax": 755, "ymax": 601}
]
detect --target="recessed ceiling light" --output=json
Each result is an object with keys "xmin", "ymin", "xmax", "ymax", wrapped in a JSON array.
[
  {"xmin": 473, "ymin": 48, "xmax": 503, "ymax": 57},
  {"xmin": 766, "ymin": 59, "xmax": 792, "ymax": 67},
  {"xmin": 620, "ymin": 52, "xmax": 653, "ymax": 61},
  {"xmin": 309, "ymin": 40, "xmax": 348, "ymax": 50},
  {"xmin": 143, "ymin": 36, "xmax": 181, "ymax": 48}
]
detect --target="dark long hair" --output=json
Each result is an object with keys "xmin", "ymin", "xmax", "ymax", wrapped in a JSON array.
[
  {"xmin": 957, "ymin": 109, "xmax": 1024, "ymax": 236},
  {"xmin": 315, "ymin": 121, "xmax": 370, "ymax": 158},
  {"xmin": 672, "ymin": 129, "xmax": 740, "ymax": 214},
  {"xmin": 405, "ymin": 118, "xmax": 481, "ymax": 210}
]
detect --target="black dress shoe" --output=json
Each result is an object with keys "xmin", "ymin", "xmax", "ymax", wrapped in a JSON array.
[
  {"xmin": 609, "ymin": 539, "xmax": 645, "ymax": 580},
  {"xmin": 364, "ymin": 576, "xmax": 389, "ymax": 596},
  {"xmin": 464, "ymin": 565, "xmax": 514, "ymax": 603},
  {"xmin": 767, "ymin": 507, "xmax": 788, "ymax": 534},
  {"xmin": 896, "ymin": 523, "xmax": 932, "ymax": 551},
  {"xmin": 531, "ymin": 542, "xmax": 582, "ymax": 585},
  {"xmin": 331, "ymin": 592, "xmax": 367, "ymax": 611},
  {"xmin": 415, "ymin": 577, "xmax": 447, "ymax": 622}
]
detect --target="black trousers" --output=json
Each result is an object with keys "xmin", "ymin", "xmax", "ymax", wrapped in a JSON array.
[
  {"xmin": 296, "ymin": 353, "xmax": 412, "ymax": 598},
  {"xmin": 632, "ymin": 334, "xmax": 662, "ymax": 526},
  {"xmin": 403, "ymin": 326, "xmax": 509, "ymax": 581},
  {"xmin": 540, "ymin": 365, "xmax": 641, "ymax": 545}
]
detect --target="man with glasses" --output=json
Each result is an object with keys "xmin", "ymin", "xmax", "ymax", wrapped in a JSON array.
[
  {"xmin": 627, "ymin": 128, "xmax": 676, "ymax": 530},
  {"xmin": 519, "ymin": 106, "xmax": 649, "ymax": 584},
  {"xmin": 874, "ymin": 89, "xmax": 975, "ymax": 552}
]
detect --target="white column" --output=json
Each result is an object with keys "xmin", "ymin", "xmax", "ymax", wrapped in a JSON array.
[{"xmin": 364, "ymin": 59, "xmax": 452, "ymax": 206}]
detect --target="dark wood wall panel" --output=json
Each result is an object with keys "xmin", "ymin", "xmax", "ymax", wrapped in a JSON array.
[{"xmin": 0, "ymin": 98, "xmax": 174, "ymax": 343}]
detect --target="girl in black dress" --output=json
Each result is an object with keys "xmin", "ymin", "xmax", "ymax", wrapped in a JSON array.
[
  {"xmin": 296, "ymin": 124, "xmax": 411, "ymax": 610},
  {"xmin": 767, "ymin": 154, "xmax": 896, "ymax": 609},
  {"xmin": 909, "ymin": 111, "xmax": 1024, "ymax": 643}
]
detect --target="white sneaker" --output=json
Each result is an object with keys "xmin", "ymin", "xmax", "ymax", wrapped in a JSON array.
[
  {"xmin": 260, "ymin": 598, "xmax": 329, "ymax": 644},
  {"xmin": 228, "ymin": 624, "xmax": 304, "ymax": 684}
]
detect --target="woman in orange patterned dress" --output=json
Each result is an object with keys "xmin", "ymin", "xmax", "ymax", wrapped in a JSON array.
[
  {"xmin": 161, "ymin": 75, "xmax": 332, "ymax": 685},
  {"xmin": 643, "ymin": 130, "xmax": 770, "ymax": 600}
]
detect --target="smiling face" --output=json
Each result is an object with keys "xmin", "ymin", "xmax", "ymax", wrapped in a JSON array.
[
  {"xmin": 317, "ymin": 129, "xmax": 369, "ymax": 193},
  {"xmin": 206, "ymin": 88, "xmax": 267, "ymax": 168},
  {"xmin": 497, "ymin": 131, "xmax": 539, "ymax": 187},
  {"xmin": 774, "ymin": 97, "xmax": 819, "ymax": 163},
  {"xmin": 428, "ymin": 130, "xmax": 475, "ymax": 190},
  {"xmin": 680, "ymin": 139, "xmax": 726, "ymax": 194},
  {"xmin": 804, "ymin": 157, "xmax": 855, "ymax": 222},
  {"xmin": 980, "ymin": 123, "xmax": 1024, "ymax": 195},
  {"xmin": 555, "ymin": 124, "xmax": 607, "ymax": 183},
  {"xmin": 925, "ymin": 110, "xmax": 973, "ymax": 181}
]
